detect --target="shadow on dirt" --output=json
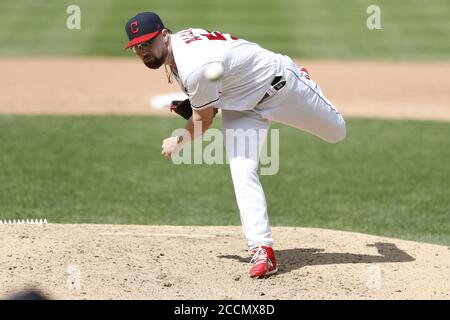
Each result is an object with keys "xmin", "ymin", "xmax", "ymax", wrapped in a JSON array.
[{"xmin": 218, "ymin": 242, "xmax": 415, "ymax": 275}]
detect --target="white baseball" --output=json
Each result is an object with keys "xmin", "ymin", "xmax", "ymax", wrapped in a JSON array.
[{"xmin": 204, "ymin": 62, "xmax": 224, "ymax": 81}]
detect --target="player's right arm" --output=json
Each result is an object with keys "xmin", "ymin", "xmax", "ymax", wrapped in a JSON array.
[
  {"xmin": 180, "ymin": 106, "xmax": 214, "ymax": 145},
  {"xmin": 177, "ymin": 64, "xmax": 220, "ymax": 143},
  {"xmin": 162, "ymin": 92, "xmax": 216, "ymax": 158},
  {"xmin": 161, "ymin": 106, "xmax": 214, "ymax": 158},
  {"xmin": 161, "ymin": 65, "xmax": 219, "ymax": 158}
]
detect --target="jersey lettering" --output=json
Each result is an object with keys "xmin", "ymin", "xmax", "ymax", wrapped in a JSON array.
[
  {"xmin": 200, "ymin": 31, "xmax": 226, "ymax": 41},
  {"xmin": 178, "ymin": 29, "xmax": 238, "ymax": 44},
  {"xmin": 178, "ymin": 29, "xmax": 202, "ymax": 44}
]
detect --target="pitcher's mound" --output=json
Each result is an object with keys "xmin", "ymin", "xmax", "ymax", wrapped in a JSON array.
[{"xmin": 1, "ymin": 224, "xmax": 449, "ymax": 299}]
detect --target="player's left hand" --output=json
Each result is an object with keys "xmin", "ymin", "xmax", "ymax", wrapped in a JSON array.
[{"xmin": 161, "ymin": 136, "xmax": 180, "ymax": 158}]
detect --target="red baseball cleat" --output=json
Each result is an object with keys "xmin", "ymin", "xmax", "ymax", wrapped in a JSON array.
[
  {"xmin": 299, "ymin": 65, "xmax": 311, "ymax": 80},
  {"xmin": 249, "ymin": 246, "xmax": 278, "ymax": 278}
]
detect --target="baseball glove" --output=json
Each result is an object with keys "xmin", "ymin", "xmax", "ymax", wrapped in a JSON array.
[
  {"xmin": 170, "ymin": 99, "xmax": 192, "ymax": 120},
  {"xmin": 170, "ymin": 99, "xmax": 219, "ymax": 120}
]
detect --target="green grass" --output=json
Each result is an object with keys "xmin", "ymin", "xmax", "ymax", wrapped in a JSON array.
[
  {"xmin": 0, "ymin": 116, "xmax": 449, "ymax": 246},
  {"xmin": 0, "ymin": 0, "xmax": 449, "ymax": 59}
]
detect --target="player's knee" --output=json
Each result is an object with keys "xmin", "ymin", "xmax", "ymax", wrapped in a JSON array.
[{"xmin": 324, "ymin": 117, "xmax": 346, "ymax": 144}]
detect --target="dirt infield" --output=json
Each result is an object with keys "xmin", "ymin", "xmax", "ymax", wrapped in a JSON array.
[
  {"xmin": 1, "ymin": 58, "xmax": 449, "ymax": 121},
  {"xmin": 1, "ymin": 224, "xmax": 449, "ymax": 300},
  {"xmin": 1, "ymin": 58, "xmax": 449, "ymax": 300}
]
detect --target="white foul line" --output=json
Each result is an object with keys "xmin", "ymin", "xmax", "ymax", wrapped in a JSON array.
[{"xmin": 98, "ymin": 232, "xmax": 217, "ymax": 239}]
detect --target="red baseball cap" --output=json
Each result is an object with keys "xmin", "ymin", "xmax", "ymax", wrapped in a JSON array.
[{"xmin": 124, "ymin": 12, "xmax": 164, "ymax": 49}]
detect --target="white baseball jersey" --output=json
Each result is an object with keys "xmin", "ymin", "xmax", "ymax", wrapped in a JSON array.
[
  {"xmin": 170, "ymin": 28, "xmax": 285, "ymax": 111},
  {"xmin": 170, "ymin": 28, "xmax": 346, "ymax": 252}
]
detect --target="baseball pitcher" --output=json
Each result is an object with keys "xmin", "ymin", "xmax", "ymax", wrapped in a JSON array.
[{"xmin": 125, "ymin": 12, "xmax": 346, "ymax": 278}]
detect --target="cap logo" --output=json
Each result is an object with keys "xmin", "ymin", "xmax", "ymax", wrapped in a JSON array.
[{"xmin": 130, "ymin": 20, "xmax": 139, "ymax": 34}]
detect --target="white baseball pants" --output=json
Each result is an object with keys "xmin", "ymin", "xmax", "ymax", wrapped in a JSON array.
[{"xmin": 221, "ymin": 56, "xmax": 346, "ymax": 250}]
